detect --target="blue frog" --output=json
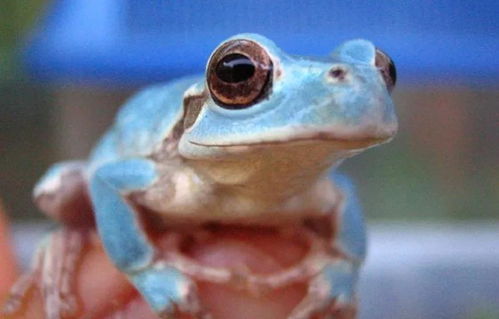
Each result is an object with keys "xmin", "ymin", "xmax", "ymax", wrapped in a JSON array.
[{"xmin": 24, "ymin": 34, "xmax": 396, "ymax": 318}]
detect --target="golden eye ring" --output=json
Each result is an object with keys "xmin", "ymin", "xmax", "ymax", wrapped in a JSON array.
[{"xmin": 207, "ymin": 39, "xmax": 273, "ymax": 109}]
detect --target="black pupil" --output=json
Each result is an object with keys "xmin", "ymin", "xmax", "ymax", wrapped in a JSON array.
[{"xmin": 216, "ymin": 54, "xmax": 255, "ymax": 83}]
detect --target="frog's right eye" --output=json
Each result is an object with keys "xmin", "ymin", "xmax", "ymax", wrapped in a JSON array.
[
  {"xmin": 375, "ymin": 48, "xmax": 396, "ymax": 93},
  {"xmin": 207, "ymin": 39, "xmax": 273, "ymax": 109}
]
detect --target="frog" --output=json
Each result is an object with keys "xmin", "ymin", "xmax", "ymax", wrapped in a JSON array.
[{"xmin": 7, "ymin": 33, "xmax": 397, "ymax": 318}]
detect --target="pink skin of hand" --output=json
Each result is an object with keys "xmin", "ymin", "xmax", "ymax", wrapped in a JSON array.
[{"xmin": 0, "ymin": 204, "xmax": 19, "ymax": 305}]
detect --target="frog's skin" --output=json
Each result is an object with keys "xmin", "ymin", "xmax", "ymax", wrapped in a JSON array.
[{"xmin": 15, "ymin": 34, "xmax": 397, "ymax": 318}]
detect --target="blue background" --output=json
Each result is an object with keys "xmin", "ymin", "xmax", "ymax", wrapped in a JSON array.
[{"xmin": 25, "ymin": 0, "xmax": 499, "ymax": 86}]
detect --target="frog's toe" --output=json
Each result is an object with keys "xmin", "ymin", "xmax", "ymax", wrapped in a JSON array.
[{"xmin": 130, "ymin": 261, "xmax": 209, "ymax": 318}]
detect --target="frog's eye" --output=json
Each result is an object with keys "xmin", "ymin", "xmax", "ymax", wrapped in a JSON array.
[
  {"xmin": 375, "ymin": 49, "xmax": 396, "ymax": 93},
  {"xmin": 207, "ymin": 39, "xmax": 273, "ymax": 109}
]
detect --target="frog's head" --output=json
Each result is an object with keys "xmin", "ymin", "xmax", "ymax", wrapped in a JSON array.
[{"xmin": 178, "ymin": 34, "xmax": 397, "ymax": 189}]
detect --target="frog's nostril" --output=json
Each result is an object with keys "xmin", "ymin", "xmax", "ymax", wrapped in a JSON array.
[{"xmin": 328, "ymin": 67, "xmax": 347, "ymax": 81}]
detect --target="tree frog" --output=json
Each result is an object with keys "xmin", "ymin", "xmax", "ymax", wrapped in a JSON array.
[{"xmin": 10, "ymin": 33, "xmax": 397, "ymax": 318}]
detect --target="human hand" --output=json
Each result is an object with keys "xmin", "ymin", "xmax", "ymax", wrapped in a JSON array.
[
  {"xmin": 0, "ymin": 203, "xmax": 18, "ymax": 304},
  {"xmin": 1, "ymin": 217, "xmax": 316, "ymax": 318}
]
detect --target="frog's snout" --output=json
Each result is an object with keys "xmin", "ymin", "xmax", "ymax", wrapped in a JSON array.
[{"xmin": 325, "ymin": 49, "xmax": 396, "ymax": 95}]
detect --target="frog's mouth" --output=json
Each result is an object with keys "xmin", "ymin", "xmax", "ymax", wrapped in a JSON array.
[
  {"xmin": 186, "ymin": 119, "xmax": 397, "ymax": 154},
  {"xmin": 188, "ymin": 133, "xmax": 389, "ymax": 151}
]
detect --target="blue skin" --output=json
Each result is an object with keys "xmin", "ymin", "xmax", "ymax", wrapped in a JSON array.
[{"xmin": 34, "ymin": 33, "xmax": 396, "ymax": 317}]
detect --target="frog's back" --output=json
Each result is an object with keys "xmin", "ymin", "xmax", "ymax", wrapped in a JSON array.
[{"xmin": 89, "ymin": 76, "xmax": 201, "ymax": 167}]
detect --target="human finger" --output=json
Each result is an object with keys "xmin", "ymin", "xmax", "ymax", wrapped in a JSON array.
[{"xmin": 0, "ymin": 201, "xmax": 19, "ymax": 304}]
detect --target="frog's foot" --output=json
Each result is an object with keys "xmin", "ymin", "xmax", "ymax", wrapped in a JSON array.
[
  {"xmin": 243, "ymin": 229, "xmax": 333, "ymax": 293},
  {"xmin": 287, "ymin": 259, "xmax": 359, "ymax": 319},
  {"xmin": 2, "ymin": 228, "xmax": 86, "ymax": 318},
  {"xmin": 157, "ymin": 232, "xmax": 234, "ymax": 285},
  {"xmin": 153, "ymin": 228, "xmax": 357, "ymax": 318},
  {"xmin": 156, "ymin": 227, "xmax": 329, "ymax": 294},
  {"xmin": 128, "ymin": 261, "xmax": 211, "ymax": 319}
]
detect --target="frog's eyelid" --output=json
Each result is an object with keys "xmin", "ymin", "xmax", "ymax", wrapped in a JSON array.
[{"xmin": 332, "ymin": 39, "xmax": 376, "ymax": 65}]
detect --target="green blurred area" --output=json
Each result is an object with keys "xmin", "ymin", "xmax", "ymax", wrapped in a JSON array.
[
  {"xmin": 0, "ymin": 0, "xmax": 54, "ymax": 221},
  {"xmin": 0, "ymin": 0, "xmax": 47, "ymax": 81},
  {"xmin": 0, "ymin": 1, "xmax": 497, "ymax": 225},
  {"xmin": 468, "ymin": 309, "xmax": 499, "ymax": 319}
]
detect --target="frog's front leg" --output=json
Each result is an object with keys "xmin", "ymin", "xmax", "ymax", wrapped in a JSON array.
[
  {"xmin": 89, "ymin": 158, "xmax": 205, "ymax": 318},
  {"xmin": 289, "ymin": 174, "xmax": 366, "ymax": 319}
]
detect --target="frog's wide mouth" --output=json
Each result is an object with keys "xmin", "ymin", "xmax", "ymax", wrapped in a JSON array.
[
  {"xmin": 185, "ymin": 121, "xmax": 398, "ymax": 154},
  {"xmin": 188, "ymin": 133, "xmax": 390, "ymax": 150}
]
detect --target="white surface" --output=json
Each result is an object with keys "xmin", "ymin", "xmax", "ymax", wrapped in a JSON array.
[
  {"xmin": 12, "ymin": 222, "xmax": 499, "ymax": 318},
  {"xmin": 360, "ymin": 222, "xmax": 499, "ymax": 318}
]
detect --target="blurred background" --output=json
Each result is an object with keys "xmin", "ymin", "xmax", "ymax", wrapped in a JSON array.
[{"xmin": 0, "ymin": 1, "xmax": 498, "ymax": 318}]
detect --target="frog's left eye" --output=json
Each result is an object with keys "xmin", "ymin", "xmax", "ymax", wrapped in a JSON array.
[{"xmin": 207, "ymin": 39, "xmax": 273, "ymax": 109}]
